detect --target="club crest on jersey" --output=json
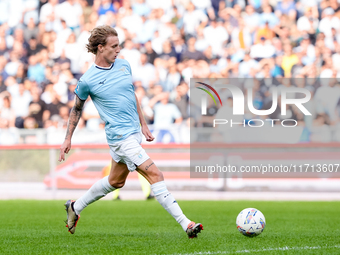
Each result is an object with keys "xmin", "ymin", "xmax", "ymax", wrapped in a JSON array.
[{"xmin": 119, "ymin": 67, "xmax": 130, "ymax": 75}]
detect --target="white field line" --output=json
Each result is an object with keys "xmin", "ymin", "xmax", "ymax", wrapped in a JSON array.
[{"xmin": 171, "ymin": 245, "xmax": 340, "ymax": 255}]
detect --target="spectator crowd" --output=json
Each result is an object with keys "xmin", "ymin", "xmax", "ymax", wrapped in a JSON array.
[{"xmin": 1, "ymin": 0, "xmax": 340, "ymax": 143}]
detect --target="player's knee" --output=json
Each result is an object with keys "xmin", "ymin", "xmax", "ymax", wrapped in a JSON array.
[{"xmin": 109, "ymin": 180, "xmax": 125, "ymax": 189}]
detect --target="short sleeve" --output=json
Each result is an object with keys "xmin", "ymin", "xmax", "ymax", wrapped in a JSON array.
[
  {"xmin": 126, "ymin": 61, "xmax": 132, "ymax": 75},
  {"xmin": 74, "ymin": 78, "xmax": 89, "ymax": 101}
]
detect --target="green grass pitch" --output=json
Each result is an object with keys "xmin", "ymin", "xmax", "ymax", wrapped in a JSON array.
[{"xmin": 0, "ymin": 200, "xmax": 339, "ymax": 254}]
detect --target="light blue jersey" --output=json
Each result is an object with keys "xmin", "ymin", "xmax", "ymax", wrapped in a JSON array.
[{"xmin": 75, "ymin": 59, "xmax": 140, "ymax": 144}]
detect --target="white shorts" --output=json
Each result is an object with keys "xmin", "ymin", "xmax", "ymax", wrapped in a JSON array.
[{"xmin": 109, "ymin": 132, "xmax": 150, "ymax": 172}]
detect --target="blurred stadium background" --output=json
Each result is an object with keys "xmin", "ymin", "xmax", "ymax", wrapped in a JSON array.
[{"xmin": 0, "ymin": 0, "xmax": 340, "ymax": 200}]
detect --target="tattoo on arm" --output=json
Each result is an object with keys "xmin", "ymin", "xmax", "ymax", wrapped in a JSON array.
[
  {"xmin": 65, "ymin": 96, "xmax": 85, "ymax": 140},
  {"xmin": 145, "ymin": 162, "xmax": 154, "ymax": 171}
]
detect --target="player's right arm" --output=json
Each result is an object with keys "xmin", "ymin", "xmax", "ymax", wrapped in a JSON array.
[{"xmin": 59, "ymin": 95, "xmax": 86, "ymax": 162}]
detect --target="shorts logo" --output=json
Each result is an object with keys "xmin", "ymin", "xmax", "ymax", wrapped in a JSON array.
[{"xmin": 138, "ymin": 153, "xmax": 143, "ymax": 158}]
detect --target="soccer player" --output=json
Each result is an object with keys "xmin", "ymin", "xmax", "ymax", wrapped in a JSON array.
[{"xmin": 59, "ymin": 25, "xmax": 203, "ymax": 238}]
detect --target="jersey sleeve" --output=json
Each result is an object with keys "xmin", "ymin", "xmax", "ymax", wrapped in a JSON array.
[
  {"xmin": 126, "ymin": 61, "xmax": 132, "ymax": 75},
  {"xmin": 74, "ymin": 78, "xmax": 90, "ymax": 101}
]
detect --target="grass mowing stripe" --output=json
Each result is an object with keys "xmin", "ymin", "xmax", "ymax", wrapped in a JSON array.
[{"xmin": 173, "ymin": 245, "xmax": 340, "ymax": 255}]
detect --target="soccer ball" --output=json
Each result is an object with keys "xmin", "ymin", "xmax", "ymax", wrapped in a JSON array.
[{"xmin": 236, "ymin": 208, "xmax": 266, "ymax": 237}]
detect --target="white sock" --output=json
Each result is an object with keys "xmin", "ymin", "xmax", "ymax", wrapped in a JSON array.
[
  {"xmin": 151, "ymin": 181, "xmax": 191, "ymax": 231},
  {"xmin": 73, "ymin": 176, "xmax": 116, "ymax": 215}
]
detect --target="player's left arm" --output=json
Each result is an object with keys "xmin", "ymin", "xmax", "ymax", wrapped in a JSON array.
[{"xmin": 135, "ymin": 93, "xmax": 154, "ymax": 142}]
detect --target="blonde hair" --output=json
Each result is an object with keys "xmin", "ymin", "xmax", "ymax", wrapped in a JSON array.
[{"xmin": 85, "ymin": 25, "xmax": 118, "ymax": 55}]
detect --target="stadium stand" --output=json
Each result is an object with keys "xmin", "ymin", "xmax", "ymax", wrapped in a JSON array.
[{"xmin": 1, "ymin": 0, "xmax": 340, "ymax": 144}]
